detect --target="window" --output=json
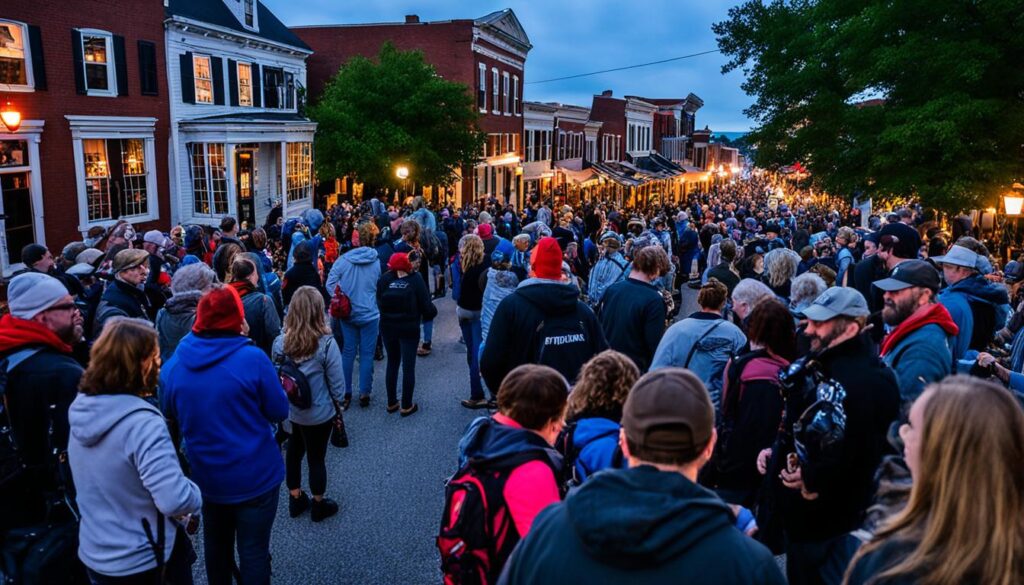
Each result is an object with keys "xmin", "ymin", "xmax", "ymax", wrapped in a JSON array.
[
  {"xmin": 262, "ymin": 66, "xmax": 284, "ymax": 108},
  {"xmin": 189, "ymin": 143, "xmax": 228, "ymax": 215},
  {"xmin": 524, "ymin": 131, "xmax": 533, "ymax": 162},
  {"xmin": 286, "ymin": 142, "xmax": 313, "ymax": 202},
  {"xmin": 243, "ymin": 0, "xmax": 255, "ymax": 28},
  {"xmin": 82, "ymin": 32, "xmax": 115, "ymax": 95},
  {"xmin": 81, "ymin": 138, "xmax": 150, "ymax": 222},
  {"xmin": 193, "ymin": 55, "xmax": 213, "ymax": 104},
  {"xmin": 237, "ymin": 62, "xmax": 253, "ymax": 106},
  {"xmin": 119, "ymin": 139, "xmax": 148, "ymax": 216},
  {"xmin": 83, "ymin": 139, "xmax": 111, "ymax": 221},
  {"xmin": 512, "ymin": 75, "xmax": 520, "ymax": 116},
  {"xmin": 558, "ymin": 131, "xmax": 566, "ymax": 160},
  {"xmin": 0, "ymin": 20, "xmax": 30, "ymax": 88},
  {"xmin": 502, "ymin": 72, "xmax": 510, "ymax": 115},
  {"xmin": 491, "ymin": 68, "xmax": 499, "ymax": 114},
  {"xmin": 544, "ymin": 130, "xmax": 551, "ymax": 160},
  {"xmin": 477, "ymin": 63, "xmax": 486, "ymax": 112},
  {"xmin": 284, "ymin": 71, "xmax": 295, "ymax": 109},
  {"xmin": 138, "ymin": 41, "xmax": 158, "ymax": 95}
]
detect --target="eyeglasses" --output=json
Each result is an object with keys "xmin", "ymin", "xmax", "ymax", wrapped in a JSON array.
[{"xmin": 44, "ymin": 303, "xmax": 79, "ymax": 314}]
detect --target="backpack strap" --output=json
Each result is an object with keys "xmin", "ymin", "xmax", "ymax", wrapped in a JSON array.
[{"xmin": 683, "ymin": 320, "xmax": 726, "ymax": 369}]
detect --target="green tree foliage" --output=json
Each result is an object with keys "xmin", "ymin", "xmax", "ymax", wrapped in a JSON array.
[
  {"xmin": 308, "ymin": 43, "xmax": 485, "ymax": 189},
  {"xmin": 714, "ymin": 0, "xmax": 1024, "ymax": 212}
]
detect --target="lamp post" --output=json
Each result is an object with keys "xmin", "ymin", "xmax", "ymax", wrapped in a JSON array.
[
  {"xmin": 1004, "ymin": 185, "xmax": 1024, "ymax": 263},
  {"xmin": 1, "ymin": 98, "xmax": 22, "ymax": 133},
  {"xmin": 395, "ymin": 165, "xmax": 410, "ymax": 201}
]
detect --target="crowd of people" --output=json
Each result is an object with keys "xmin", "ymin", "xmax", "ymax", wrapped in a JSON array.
[{"xmin": 2, "ymin": 174, "xmax": 1024, "ymax": 584}]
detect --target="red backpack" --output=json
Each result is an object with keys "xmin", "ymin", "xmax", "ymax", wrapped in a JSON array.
[{"xmin": 329, "ymin": 285, "xmax": 352, "ymax": 320}]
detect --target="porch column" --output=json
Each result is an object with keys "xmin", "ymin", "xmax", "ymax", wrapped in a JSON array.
[
  {"xmin": 225, "ymin": 144, "xmax": 237, "ymax": 218},
  {"xmin": 279, "ymin": 141, "xmax": 288, "ymax": 218}
]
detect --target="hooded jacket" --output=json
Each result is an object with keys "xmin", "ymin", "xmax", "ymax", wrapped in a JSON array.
[
  {"xmin": 155, "ymin": 291, "xmax": 201, "ymax": 361},
  {"xmin": 68, "ymin": 394, "xmax": 201, "ymax": 577},
  {"xmin": 497, "ymin": 465, "xmax": 786, "ymax": 585},
  {"xmin": 650, "ymin": 312, "xmax": 747, "ymax": 409},
  {"xmin": 481, "ymin": 267, "xmax": 520, "ymax": 345},
  {"xmin": 326, "ymin": 246, "xmax": 381, "ymax": 324},
  {"xmin": 567, "ymin": 416, "xmax": 623, "ymax": 483},
  {"xmin": 272, "ymin": 334, "xmax": 345, "ymax": 426},
  {"xmin": 939, "ymin": 274, "xmax": 1010, "ymax": 360},
  {"xmin": 480, "ymin": 279, "xmax": 608, "ymax": 391},
  {"xmin": 881, "ymin": 302, "xmax": 958, "ymax": 403},
  {"xmin": 159, "ymin": 333, "xmax": 288, "ymax": 504},
  {"xmin": 282, "ymin": 260, "xmax": 329, "ymax": 307},
  {"xmin": 587, "ymin": 252, "xmax": 629, "ymax": 308}
]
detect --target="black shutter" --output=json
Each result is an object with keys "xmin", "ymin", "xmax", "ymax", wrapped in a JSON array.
[
  {"xmin": 179, "ymin": 52, "xmax": 194, "ymax": 103},
  {"xmin": 71, "ymin": 29, "xmax": 85, "ymax": 94},
  {"xmin": 113, "ymin": 35, "xmax": 128, "ymax": 96},
  {"xmin": 211, "ymin": 56, "xmax": 224, "ymax": 105},
  {"xmin": 27, "ymin": 25, "xmax": 46, "ymax": 90},
  {"xmin": 138, "ymin": 41, "xmax": 158, "ymax": 96},
  {"xmin": 251, "ymin": 63, "xmax": 261, "ymax": 107},
  {"xmin": 227, "ymin": 59, "xmax": 238, "ymax": 106}
]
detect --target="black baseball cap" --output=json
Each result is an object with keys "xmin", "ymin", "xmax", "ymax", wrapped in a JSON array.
[{"xmin": 873, "ymin": 259, "xmax": 941, "ymax": 292}]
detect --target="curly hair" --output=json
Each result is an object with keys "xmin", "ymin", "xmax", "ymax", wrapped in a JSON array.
[{"xmin": 566, "ymin": 350, "xmax": 640, "ymax": 420}]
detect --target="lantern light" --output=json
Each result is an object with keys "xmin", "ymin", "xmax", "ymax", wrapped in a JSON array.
[
  {"xmin": 395, "ymin": 166, "xmax": 410, "ymax": 180},
  {"xmin": 1005, "ymin": 193, "xmax": 1024, "ymax": 217},
  {"xmin": 1, "ymin": 100, "xmax": 22, "ymax": 133}
]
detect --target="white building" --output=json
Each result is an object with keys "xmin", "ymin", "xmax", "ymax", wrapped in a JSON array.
[
  {"xmin": 624, "ymin": 97, "xmax": 656, "ymax": 158},
  {"xmin": 522, "ymin": 101, "xmax": 555, "ymax": 204},
  {"xmin": 165, "ymin": 0, "xmax": 316, "ymax": 229}
]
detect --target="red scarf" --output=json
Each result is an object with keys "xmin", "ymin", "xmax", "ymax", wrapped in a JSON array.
[
  {"xmin": 228, "ymin": 280, "xmax": 256, "ymax": 298},
  {"xmin": 0, "ymin": 314, "xmax": 73, "ymax": 355},
  {"xmin": 880, "ymin": 302, "xmax": 959, "ymax": 357}
]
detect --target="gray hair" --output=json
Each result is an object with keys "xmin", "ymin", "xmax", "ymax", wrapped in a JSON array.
[
  {"xmin": 763, "ymin": 248, "xmax": 801, "ymax": 288},
  {"xmin": 732, "ymin": 278, "xmax": 775, "ymax": 308},
  {"xmin": 789, "ymin": 273, "xmax": 827, "ymax": 312},
  {"xmin": 170, "ymin": 263, "xmax": 216, "ymax": 295},
  {"xmin": 513, "ymin": 233, "xmax": 531, "ymax": 245}
]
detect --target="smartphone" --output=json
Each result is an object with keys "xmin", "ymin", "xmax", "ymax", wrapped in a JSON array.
[{"xmin": 786, "ymin": 453, "xmax": 799, "ymax": 474}]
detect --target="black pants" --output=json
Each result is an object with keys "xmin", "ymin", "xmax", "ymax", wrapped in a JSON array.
[
  {"xmin": 787, "ymin": 535, "xmax": 842, "ymax": 585},
  {"xmin": 286, "ymin": 419, "xmax": 333, "ymax": 496},
  {"xmin": 87, "ymin": 528, "xmax": 195, "ymax": 585},
  {"xmin": 383, "ymin": 332, "xmax": 418, "ymax": 408}
]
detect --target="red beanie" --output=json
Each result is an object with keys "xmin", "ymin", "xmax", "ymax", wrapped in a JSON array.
[
  {"xmin": 477, "ymin": 223, "xmax": 493, "ymax": 239},
  {"xmin": 531, "ymin": 237, "xmax": 564, "ymax": 280},
  {"xmin": 387, "ymin": 252, "xmax": 413, "ymax": 273},
  {"xmin": 193, "ymin": 285, "xmax": 246, "ymax": 334}
]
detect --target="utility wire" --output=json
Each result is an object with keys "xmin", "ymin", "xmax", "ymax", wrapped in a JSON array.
[{"xmin": 526, "ymin": 49, "xmax": 721, "ymax": 85}]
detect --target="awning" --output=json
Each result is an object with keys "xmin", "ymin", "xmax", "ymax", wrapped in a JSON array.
[
  {"xmin": 681, "ymin": 164, "xmax": 704, "ymax": 174},
  {"xmin": 591, "ymin": 162, "xmax": 642, "ymax": 187},
  {"xmin": 556, "ymin": 165, "xmax": 599, "ymax": 185},
  {"xmin": 630, "ymin": 152, "xmax": 686, "ymax": 179}
]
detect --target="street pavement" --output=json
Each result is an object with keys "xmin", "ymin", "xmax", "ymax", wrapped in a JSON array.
[{"xmin": 192, "ymin": 285, "xmax": 702, "ymax": 585}]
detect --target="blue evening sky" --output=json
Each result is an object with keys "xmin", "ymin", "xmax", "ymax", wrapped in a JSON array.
[{"xmin": 264, "ymin": 0, "xmax": 752, "ymax": 133}]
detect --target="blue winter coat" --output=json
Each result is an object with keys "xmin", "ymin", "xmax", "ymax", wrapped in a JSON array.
[
  {"xmin": 882, "ymin": 322, "xmax": 954, "ymax": 404},
  {"xmin": 569, "ymin": 417, "xmax": 623, "ymax": 483},
  {"xmin": 939, "ymin": 275, "xmax": 1010, "ymax": 360}
]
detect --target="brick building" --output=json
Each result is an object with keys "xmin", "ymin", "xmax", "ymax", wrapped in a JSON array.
[
  {"xmin": 0, "ymin": 1, "xmax": 170, "ymax": 273},
  {"xmin": 293, "ymin": 9, "xmax": 532, "ymax": 207}
]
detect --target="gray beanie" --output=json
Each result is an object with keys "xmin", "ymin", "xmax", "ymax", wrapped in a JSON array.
[
  {"xmin": 170, "ymin": 263, "xmax": 217, "ymax": 295},
  {"xmin": 8, "ymin": 273, "xmax": 68, "ymax": 319}
]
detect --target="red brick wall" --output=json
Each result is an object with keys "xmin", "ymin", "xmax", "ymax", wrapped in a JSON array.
[
  {"xmin": 590, "ymin": 96, "xmax": 626, "ymax": 161},
  {"xmin": 5, "ymin": 0, "xmax": 170, "ymax": 249},
  {"xmin": 653, "ymin": 111, "xmax": 676, "ymax": 154}
]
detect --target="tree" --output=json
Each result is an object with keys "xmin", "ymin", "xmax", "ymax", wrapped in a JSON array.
[
  {"xmin": 308, "ymin": 43, "xmax": 485, "ymax": 191},
  {"xmin": 714, "ymin": 0, "xmax": 1024, "ymax": 212}
]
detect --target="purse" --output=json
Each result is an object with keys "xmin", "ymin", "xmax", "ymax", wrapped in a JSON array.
[
  {"xmin": 330, "ymin": 399, "xmax": 349, "ymax": 448},
  {"xmin": 329, "ymin": 285, "xmax": 352, "ymax": 320}
]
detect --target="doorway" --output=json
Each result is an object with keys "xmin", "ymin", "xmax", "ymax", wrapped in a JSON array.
[
  {"xmin": 1, "ymin": 172, "xmax": 34, "ymax": 265},
  {"xmin": 236, "ymin": 146, "xmax": 258, "ymax": 228}
]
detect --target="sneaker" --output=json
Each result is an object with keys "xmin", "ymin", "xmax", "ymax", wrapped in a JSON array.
[
  {"xmin": 289, "ymin": 492, "xmax": 310, "ymax": 518},
  {"xmin": 486, "ymin": 399, "xmax": 498, "ymax": 410},
  {"xmin": 310, "ymin": 497, "xmax": 339, "ymax": 522},
  {"xmin": 400, "ymin": 403, "xmax": 419, "ymax": 417},
  {"xmin": 417, "ymin": 342, "xmax": 432, "ymax": 357},
  {"xmin": 461, "ymin": 398, "xmax": 489, "ymax": 410},
  {"xmin": 386, "ymin": 402, "xmax": 400, "ymax": 414},
  {"xmin": 359, "ymin": 394, "xmax": 370, "ymax": 408}
]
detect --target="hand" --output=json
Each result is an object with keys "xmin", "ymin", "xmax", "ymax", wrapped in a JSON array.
[
  {"xmin": 977, "ymin": 352, "xmax": 997, "ymax": 368},
  {"xmin": 756, "ymin": 448, "xmax": 772, "ymax": 475},
  {"xmin": 780, "ymin": 466, "xmax": 819, "ymax": 500}
]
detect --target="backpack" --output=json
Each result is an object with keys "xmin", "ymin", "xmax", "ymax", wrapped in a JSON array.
[
  {"xmin": 424, "ymin": 228, "xmax": 445, "ymax": 266},
  {"xmin": 557, "ymin": 420, "xmax": 622, "ymax": 491},
  {"xmin": 276, "ymin": 356, "xmax": 313, "ymax": 409},
  {"xmin": 330, "ymin": 285, "xmax": 352, "ymax": 320},
  {"xmin": 526, "ymin": 301, "xmax": 592, "ymax": 386},
  {"xmin": 437, "ymin": 451, "xmax": 550, "ymax": 585}
]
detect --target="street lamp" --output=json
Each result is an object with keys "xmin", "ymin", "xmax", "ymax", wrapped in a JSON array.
[
  {"xmin": 1, "ymin": 99, "xmax": 21, "ymax": 133},
  {"xmin": 1005, "ymin": 192, "xmax": 1024, "ymax": 217},
  {"xmin": 395, "ymin": 166, "xmax": 409, "ymax": 180}
]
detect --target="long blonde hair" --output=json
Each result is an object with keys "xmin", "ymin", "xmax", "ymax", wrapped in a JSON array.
[
  {"xmin": 460, "ymin": 234, "xmax": 484, "ymax": 273},
  {"xmin": 282, "ymin": 286, "xmax": 330, "ymax": 361},
  {"xmin": 845, "ymin": 376, "xmax": 1024, "ymax": 585}
]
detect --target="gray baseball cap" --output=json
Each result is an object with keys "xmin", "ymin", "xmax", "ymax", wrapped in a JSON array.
[
  {"xmin": 931, "ymin": 245, "xmax": 978, "ymax": 269},
  {"xmin": 802, "ymin": 287, "xmax": 870, "ymax": 321}
]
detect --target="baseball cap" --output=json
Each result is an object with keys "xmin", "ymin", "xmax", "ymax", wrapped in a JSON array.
[
  {"xmin": 1005, "ymin": 261, "xmax": 1024, "ymax": 284},
  {"xmin": 802, "ymin": 287, "xmax": 870, "ymax": 321},
  {"xmin": 621, "ymin": 368, "xmax": 714, "ymax": 462},
  {"xmin": 930, "ymin": 245, "xmax": 979, "ymax": 270},
  {"xmin": 879, "ymin": 222, "xmax": 921, "ymax": 259},
  {"xmin": 144, "ymin": 229, "xmax": 170, "ymax": 248},
  {"xmin": 873, "ymin": 259, "xmax": 941, "ymax": 292}
]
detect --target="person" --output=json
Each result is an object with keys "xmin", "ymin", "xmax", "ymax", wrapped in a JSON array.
[
  {"xmin": 934, "ymin": 244, "xmax": 1010, "ymax": 360},
  {"xmin": 272, "ymin": 287, "xmax": 344, "ymax": 522},
  {"xmin": 598, "ymin": 246, "xmax": 668, "ymax": 372},
  {"xmin": 0, "ymin": 273, "xmax": 84, "ymax": 535},
  {"xmin": 872, "ymin": 260, "xmax": 957, "ymax": 406},
  {"xmin": 377, "ymin": 252, "xmax": 438, "ymax": 416},
  {"xmin": 789, "ymin": 272, "xmax": 828, "ymax": 317},
  {"xmin": 834, "ymin": 226, "xmax": 858, "ymax": 287},
  {"xmin": 457, "ymin": 235, "xmax": 491, "ymax": 409},
  {"xmin": 480, "ymin": 249, "xmax": 521, "ymax": 352},
  {"xmin": 326, "ymin": 222, "xmax": 381, "ymax": 410},
  {"xmin": 731, "ymin": 277, "xmax": 776, "ymax": 326},
  {"xmin": 156, "ymin": 263, "xmax": 217, "ymax": 361},
  {"xmin": 160, "ymin": 285, "xmax": 289, "ymax": 585},
  {"xmin": 481, "ymin": 237, "xmax": 607, "ymax": 390},
  {"xmin": 282, "ymin": 241, "xmax": 329, "ymax": 307},
  {"xmin": 845, "ymin": 377, "xmax": 1024, "ymax": 585},
  {"xmin": 69, "ymin": 318, "xmax": 202, "ymax": 584},
  {"xmin": 704, "ymin": 298, "xmax": 794, "ymax": 508},
  {"xmin": 394, "ymin": 220, "xmax": 436, "ymax": 356},
  {"xmin": 227, "ymin": 256, "xmax": 282, "ymax": 358},
  {"xmin": 762, "ymin": 248, "xmax": 800, "ymax": 302},
  {"xmin": 852, "ymin": 233, "xmax": 899, "ymax": 344},
  {"xmin": 764, "ymin": 287, "xmax": 900, "ymax": 585},
  {"xmin": 449, "ymin": 364, "xmax": 567, "ymax": 582},
  {"xmin": 650, "ymin": 280, "xmax": 746, "ymax": 410},
  {"xmin": 587, "ymin": 232, "xmax": 629, "ymax": 308},
  {"xmin": 706, "ymin": 238, "xmax": 740, "ymax": 294},
  {"xmin": 497, "ymin": 368, "xmax": 786, "ymax": 585},
  {"xmin": 16, "ymin": 242, "xmax": 83, "ymax": 296},
  {"xmin": 559, "ymin": 350, "xmax": 640, "ymax": 487},
  {"xmin": 95, "ymin": 248, "xmax": 151, "ymax": 334},
  {"xmin": 509, "ymin": 233, "xmax": 531, "ymax": 279}
]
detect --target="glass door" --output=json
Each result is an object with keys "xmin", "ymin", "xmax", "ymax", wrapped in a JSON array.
[
  {"xmin": 236, "ymin": 148, "xmax": 257, "ymax": 228},
  {"xmin": 1, "ymin": 172, "xmax": 34, "ymax": 265}
]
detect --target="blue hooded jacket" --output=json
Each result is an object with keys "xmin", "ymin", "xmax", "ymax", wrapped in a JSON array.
[
  {"xmin": 569, "ymin": 417, "xmax": 623, "ymax": 483},
  {"xmin": 160, "ymin": 333, "xmax": 289, "ymax": 504},
  {"xmin": 939, "ymin": 274, "xmax": 1010, "ymax": 360},
  {"xmin": 326, "ymin": 246, "xmax": 381, "ymax": 324}
]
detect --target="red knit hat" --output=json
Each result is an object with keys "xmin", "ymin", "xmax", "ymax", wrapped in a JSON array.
[
  {"xmin": 387, "ymin": 252, "xmax": 413, "ymax": 273},
  {"xmin": 531, "ymin": 237, "xmax": 564, "ymax": 280},
  {"xmin": 193, "ymin": 285, "xmax": 246, "ymax": 334},
  {"xmin": 477, "ymin": 223, "xmax": 493, "ymax": 239}
]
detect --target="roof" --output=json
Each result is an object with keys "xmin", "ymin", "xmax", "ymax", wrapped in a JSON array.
[
  {"xmin": 166, "ymin": 0, "xmax": 312, "ymax": 52},
  {"xmin": 475, "ymin": 9, "xmax": 532, "ymax": 51},
  {"xmin": 590, "ymin": 161, "xmax": 643, "ymax": 187},
  {"xmin": 187, "ymin": 112, "xmax": 313, "ymax": 123}
]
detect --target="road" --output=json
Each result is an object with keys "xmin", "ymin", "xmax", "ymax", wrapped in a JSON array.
[{"xmin": 192, "ymin": 286, "xmax": 702, "ymax": 584}]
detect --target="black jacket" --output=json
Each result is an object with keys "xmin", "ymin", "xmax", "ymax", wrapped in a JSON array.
[
  {"xmin": 457, "ymin": 262, "xmax": 488, "ymax": 312},
  {"xmin": 707, "ymin": 263, "xmax": 740, "ymax": 294},
  {"xmin": 95, "ymin": 277, "xmax": 150, "ymax": 334},
  {"xmin": 282, "ymin": 261, "xmax": 329, "ymax": 307},
  {"xmin": 377, "ymin": 272, "xmax": 437, "ymax": 337},
  {"xmin": 599, "ymin": 278, "xmax": 665, "ymax": 373},
  {"xmin": 498, "ymin": 465, "xmax": 786, "ymax": 585}
]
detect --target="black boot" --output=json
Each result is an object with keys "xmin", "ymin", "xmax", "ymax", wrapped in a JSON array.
[
  {"xmin": 310, "ymin": 497, "xmax": 339, "ymax": 522},
  {"xmin": 289, "ymin": 492, "xmax": 310, "ymax": 518}
]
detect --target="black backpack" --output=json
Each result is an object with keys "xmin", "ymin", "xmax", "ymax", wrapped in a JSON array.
[
  {"xmin": 0, "ymin": 349, "xmax": 41, "ymax": 490},
  {"xmin": 424, "ymin": 228, "xmax": 445, "ymax": 266},
  {"xmin": 525, "ymin": 302, "xmax": 593, "ymax": 386},
  {"xmin": 276, "ymin": 356, "xmax": 313, "ymax": 409}
]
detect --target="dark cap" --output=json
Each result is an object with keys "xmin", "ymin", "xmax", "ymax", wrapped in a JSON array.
[
  {"xmin": 873, "ymin": 259, "xmax": 941, "ymax": 292},
  {"xmin": 879, "ymin": 222, "xmax": 921, "ymax": 259},
  {"xmin": 621, "ymin": 368, "xmax": 714, "ymax": 462}
]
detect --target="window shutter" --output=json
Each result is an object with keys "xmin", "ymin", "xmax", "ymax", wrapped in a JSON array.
[
  {"xmin": 113, "ymin": 35, "xmax": 128, "ymax": 96},
  {"xmin": 211, "ymin": 57, "xmax": 224, "ymax": 105},
  {"xmin": 251, "ymin": 63, "xmax": 262, "ymax": 107},
  {"xmin": 71, "ymin": 29, "xmax": 85, "ymax": 95},
  {"xmin": 138, "ymin": 41, "xmax": 158, "ymax": 96},
  {"xmin": 227, "ymin": 59, "xmax": 238, "ymax": 106},
  {"xmin": 179, "ymin": 52, "xmax": 194, "ymax": 103},
  {"xmin": 28, "ymin": 25, "xmax": 46, "ymax": 90}
]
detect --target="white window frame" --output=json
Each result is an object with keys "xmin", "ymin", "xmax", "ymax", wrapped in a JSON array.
[
  {"xmin": 512, "ymin": 75, "xmax": 520, "ymax": 116},
  {"xmin": 544, "ymin": 131, "xmax": 551, "ymax": 160},
  {"xmin": 491, "ymin": 68, "xmax": 499, "ymax": 115},
  {"xmin": 477, "ymin": 63, "xmax": 487, "ymax": 113},
  {"xmin": 524, "ymin": 130, "xmax": 533, "ymax": 162},
  {"xmin": 286, "ymin": 142, "xmax": 313, "ymax": 203},
  {"xmin": 241, "ymin": 0, "xmax": 257, "ymax": 30},
  {"xmin": 237, "ymin": 61, "xmax": 253, "ymax": 107},
  {"xmin": 502, "ymin": 72, "xmax": 510, "ymax": 115},
  {"xmin": 79, "ymin": 29, "xmax": 116, "ymax": 97},
  {"xmin": 0, "ymin": 19, "xmax": 34, "ymax": 91},
  {"xmin": 193, "ymin": 54, "xmax": 213, "ymax": 104}
]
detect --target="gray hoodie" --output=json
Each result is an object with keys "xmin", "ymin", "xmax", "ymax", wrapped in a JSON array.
[
  {"xmin": 68, "ymin": 394, "xmax": 201, "ymax": 577},
  {"xmin": 650, "ymin": 312, "xmax": 747, "ymax": 409},
  {"xmin": 272, "ymin": 334, "xmax": 346, "ymax": 426},
  {"xmin": 326, "ymin": 247, "xmax": 381, "ymax": 324}
]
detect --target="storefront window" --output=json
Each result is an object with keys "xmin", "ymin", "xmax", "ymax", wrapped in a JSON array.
[
  {"xmin": 190, "ymin": 143, "xmax": 228, "ymax": 215},
  {"xmin": 286, "ymin": 142, "xmax": 312, "ymax": 202},
  {"xmin": 83, "ymin": 139, "xmax": 111, "ymax": 221}
]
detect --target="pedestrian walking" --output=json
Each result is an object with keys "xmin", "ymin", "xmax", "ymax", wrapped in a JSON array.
[
  {"xmin": 598, "ymin": 246, "xmax": 669, "ymax": 373},
  {"xmin": 457, "ymin": 235, "xmax": 490, "ymax": 409}
]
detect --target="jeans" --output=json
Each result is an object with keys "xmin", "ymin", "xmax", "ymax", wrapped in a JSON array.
[
  {"xmin": 458, "ymin": 317, "xmax": 485, "ymax": 400},
  {"xmin": 383, "ymin": 332, "xmax": 419, "ymax": 408},
  {"xmin": 286, "ymin": 419, "xmax": 333, "ymax": 496},
  {"xmin": 340, "ymin": 318, "xmax": 379, "ymax": 397},
  {"xmin": 422, "ymin": 319, "xmax": 433, "ymax": 344},
  {"xmin": 202, "ymin": 486, "xmax": 279, "ymax": 585},
  {"xmin": 87, "ymin": 529, "xmax": 195, "ymax": 585}
]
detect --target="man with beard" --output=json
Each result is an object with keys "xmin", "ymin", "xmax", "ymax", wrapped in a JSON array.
[
  {"xmin": 873, "ymin": 260, "xmax": 958, "ymax": 407},
  {"xmin": 763, "ymin": 287, "xmax": 900, "ymax": 585},
  {"xmin": 0, "ymin": 273, "xmax": 85, "ymax": 534}
]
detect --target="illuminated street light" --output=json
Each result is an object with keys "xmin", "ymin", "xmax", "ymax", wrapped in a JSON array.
[
  {"xmin": 395, "ymin": 165, "xmax": 410, "ymax": 180},
  {"xmin": 1, "ymin": 99, "xmax": 22, "ymax": 133}
]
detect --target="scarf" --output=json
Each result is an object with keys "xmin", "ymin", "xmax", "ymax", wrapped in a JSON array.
[{"xmin": 880, "ymin": 302, "xmax": 959, "ymax": 357}]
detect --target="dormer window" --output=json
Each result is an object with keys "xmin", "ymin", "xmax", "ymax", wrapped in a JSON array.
[{"xmin": 243, "ymin": 0, "xmax": 254, "ymax": 28}]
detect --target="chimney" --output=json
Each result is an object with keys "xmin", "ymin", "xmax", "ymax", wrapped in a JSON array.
[
  {"xmin": 405, "ymin": 15, "xmax": 420, "ymax": 24},
  {"xmin": 601, "ymin": 90, "xmax": 613, "ymax": 97}
]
